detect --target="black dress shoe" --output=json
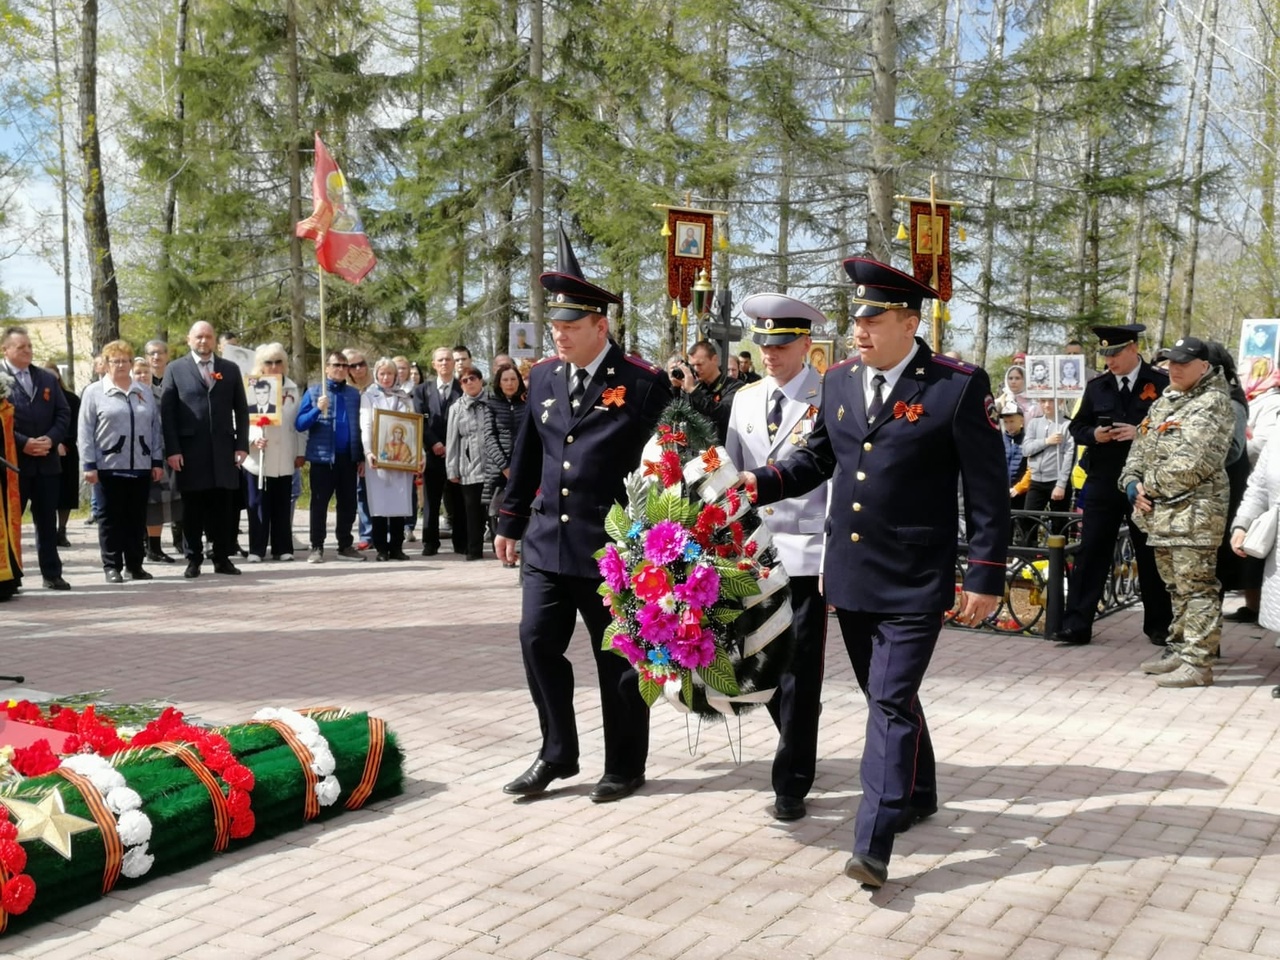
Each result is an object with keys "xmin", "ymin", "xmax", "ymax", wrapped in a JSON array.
[
  {"xmin": 212, "ymin": 560, "xmax": 241, "ymax": 576},
  {"xmin": 503, "ymin": 759, "xmax": 579, "ymax": 795},
  {"xmin": 589, "ymin": 773, "xmax": 645, "ymax": 803},
  {"xmin": 146, "ymin": 549, "xmax": 177, "ymax": 564},
  {"xmin": 104, "ymin": 569, "xmax": 124, "ymax": 584},
  {"xmin": 1147, "ymin": 632, "xmax": 1169, "ymax": 646},
  {"xmin": 125, "ymin": 568, "xmax": 154, "ymax": 581},
  {"xmin": 42, "ymin": 577, "xmax": 71, "ymax": 591},
  {"xmin": 843, "ymin": 853, "xmax": 888, "ymax": 888},
  {"xmin": 894, "ymin": 803, "xmax": 938, "ymax": 834},
  {"xmin": 389, "ymin": 551, "xmax": 411, "ymax": 562},
  {"xmin": 374, "ymin": 551, "xmax": 389, "ymax": 562},
  {"xmin": 772, "ymin": 796, "xmax": 806, "ymax": 821},
  {"xmin": 183, "ymin": 563, "xmax": 201, "ymax": 579},
  {"xmin": 1052, "ymin": 630, "xmax": 1090, "ymax": 645},
  {"xmin": 1226, "ymin": 607, "xmax": 1258, "ymax": 624},
  {"xmin": 421, "ymin": 547, "xmax": 438, "ymax": 557},
  {"xmin": 56, "ymin": 534, "xmax": 71, "ymax": 548}
]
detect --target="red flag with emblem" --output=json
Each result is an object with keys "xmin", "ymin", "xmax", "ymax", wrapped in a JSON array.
[{"xmin": 295, "ymin": 133, "xmax": 376, "ymax": 284}]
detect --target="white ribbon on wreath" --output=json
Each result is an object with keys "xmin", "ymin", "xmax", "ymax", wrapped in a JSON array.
[{"xmin": 59, "ymin": 753, "xmax": 155, "ymax": 878}]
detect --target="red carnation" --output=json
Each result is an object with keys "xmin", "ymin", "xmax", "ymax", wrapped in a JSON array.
[
  {"xmin": 229, "ymin": 810, "xmax": 255, "ymax": 839},
  {"xmin": 0, "ymin": 839, "xmax": 26, "ymax": 874},
  {"xmin": 0, "ymin": 822, "xmax": 16, "ymax": 842},
  {"xmin": 223, "ymin": 763, "xmax": 255, "ymax": 791},
  {"xmin": 227, "ymin": 787, "xmax": 252, "ymax": 817},
  {"xmin": 255, "ymin": 415, "xmax": 271, "ymax": 427},
  {"xmin": 657, "ymin": 450, "xmax": 682, "ymax": 487},
  {"xmin": 6, "ymin": 701, "xmax": 40, "ymax": 723},
  {"xmin": 11, "ymin": 741, "xmax": 60, "ymax": 777},
  {"xmin": 1, "ymin": 874, "xmax": 36, "ymax": 914},
  {"xmin": 50, "ymin": 708, "xmax": 80, "ymax": 733}
]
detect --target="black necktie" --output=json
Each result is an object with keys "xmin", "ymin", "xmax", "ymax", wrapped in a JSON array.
[
  {"xmin": 767, "ymin": 389, "xmax": 784, "ymax": 438},
  {"xmin": 1120, "ymin": 375, "xmax": 1131, "ymax": 402},
  {"xmin": 570, "ymin": 368, "xmax": 589, "ymax": 407},
  {"xmin": 867, "ymin": 373, "xmax": 887, "ymax": 423}
]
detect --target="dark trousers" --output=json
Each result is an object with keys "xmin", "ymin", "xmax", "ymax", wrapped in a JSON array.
[
  {"xmin": 456, "ymin": 481, "xmax": 485, "ymax": 559},
  {"xmin": 1020, "ymin": 479, "xmax": 1070, "ymax": 544},
  {"xmin": 836, "ymin": 609, "xmax": 941, "ymax": 863},
  {"xmin": 1062, "ymin": 481, "xmax": 1172, "ymax": 640},
  {"xmin": 768, "ymin": 575, "xmax": 827, "ymax": 800},
  {"xmin": 246, "ymin": 474, "xmax": 295, "ymax": 558},
  {"xmin": 422, "ymin": 460, "xmax": 464, "ymax": 552},
  {"xmin": 181, "ymin": 487, "xmax": 237, "ymax": 565},
  {"xmin": 308, "ymin": 455, "xmax": 358, "ymax": 550},
  {"xmin": 97, "ymin": 473, "xmax": 149, "ymax": 572},
  {"xmin": 19, "ymin": 474, "xmax": 62, "ymax": 579},
  {"xmin": 519, "ymin": 564, "xmax": 649, "ymax": 778},
  {"xmin": 371, "ymin": 516, "xmax": 407, "ymax": 554}
]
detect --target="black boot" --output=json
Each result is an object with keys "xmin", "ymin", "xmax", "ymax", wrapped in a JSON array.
[{"xmin": 146, "ymin": 535, "xmax": 176, "ymax": 564}]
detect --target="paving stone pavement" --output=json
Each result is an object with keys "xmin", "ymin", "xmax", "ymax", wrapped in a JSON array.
[{"xmin": 3, "ymin": 523, "xmax": 1280, "ymax": 958}]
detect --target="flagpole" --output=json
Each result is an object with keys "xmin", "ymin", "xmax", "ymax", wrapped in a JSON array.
[{"xmin": 318, "ymin": 261, "xmax": 329, "ymax": 419}]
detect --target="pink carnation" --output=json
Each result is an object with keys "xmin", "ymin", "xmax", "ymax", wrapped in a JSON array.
[
  {"xmin": 636, "ymin": 603, "xmax": 679, "ymax": 645},
  {"xmin": 644, "ymin": 520, "xmax": 689, "ymax": 566},
  {"xmin": 611, "ymin": 633, "xmax": 645, "ymax": 666},
  {"xmin": 674, "ymin": 563, "xmax": 720, "ymax": 609},
  {"xmin": 669, "ymin": 628, "xmax": 717, "ymax": 669},
  {"xmin": 598, "ymin": 544, "xmax": 630, "ymax": 594}
]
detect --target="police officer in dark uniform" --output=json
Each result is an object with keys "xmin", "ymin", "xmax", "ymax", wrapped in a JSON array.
[
  {"xmin": 1051, "ymin": 324, "xmax": 1172, "ymax": 646},
  {"xmin": 741, "ymin": 258, "xmax": 1010, "ymax": 888},
  {"xmin": 495, "ymin": 231, "xmax": 671, "ymax": 803}
]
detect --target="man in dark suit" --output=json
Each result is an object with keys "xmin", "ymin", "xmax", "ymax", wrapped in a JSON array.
[
  {"xmin": 741, "ymin": 259, "xmax": 1010, "ymax": 888},
  {"xmin": 412, "ymin": 346, "xmax": 463, "ymax": 556},
  {"xmin": 1052, "ymin": 324, "xmax": 1172, "ymax": 646},
  {"xmin": 495, "ymin": 229, "xmax": 671, "ymax": 803},
  {"xmin": 161, "ymin": 321, "xmax": 249, "ymax": 578},
  {"xmin": 3, "ymin": 326, "xmax": 71, "ymax": 589}
]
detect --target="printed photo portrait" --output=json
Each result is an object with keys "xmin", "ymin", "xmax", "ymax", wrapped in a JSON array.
[
  {"xmin": 1056, "ymin": 356, "xmax": 1084, "ymax": 395},
  {"xmin": 674, "ymin": 221, "xmax": 706, "ymax": 259},
  {"xmin": 1243, "ymin": 321, "xmax": 1278, "ymax": 359},
  {"xmin": 373, "ymin": 408, "xmax": 423, "ymax": 472},
  {"xmin": 245, "ymin": 374, "xmax": 283, "ymax": 427},
  {"xmin": 1025, "ymin": 356, "xmax": 1054, "ymax": 397},
  {"xmin": 510, "ymin": 321, "xmax": 536, "ymax": 359}
]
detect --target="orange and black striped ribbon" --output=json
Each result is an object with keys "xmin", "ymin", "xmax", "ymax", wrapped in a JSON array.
[
  {"xmin": 54, "ymin": 769, "xmax": 123, "ymax": 893},
  {"xmin": 257, "ymin": 721, "xmax": 320, "ymax": 820},
  {"xmin": 153, "ymin": 742, "xmax": 231, "ymax": 851},
  {"xmin": 345, "ymin": 716, "xmax": 386, "ymax": 810},
  {"xmin": 0, "ymin": 859, "xmax": 8, "ymax": 933}
]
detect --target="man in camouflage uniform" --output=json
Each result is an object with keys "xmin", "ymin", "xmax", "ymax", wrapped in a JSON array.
[{"xmin": 1120, "ymin": 337, "xmax": 1233, "ymax": 687}]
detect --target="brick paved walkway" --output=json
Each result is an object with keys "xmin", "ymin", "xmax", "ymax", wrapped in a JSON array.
[{"xmin": 4, "ymin": 523, "xmax": 1280, "ymax": 958}]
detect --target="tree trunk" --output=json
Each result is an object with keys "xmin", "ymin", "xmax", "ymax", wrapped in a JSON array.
[
  {"xmin": 79, "ymin": 0, "xmax": 121, "ymax": 352},
  {"xmin": 1156, "ymin": 0, "xmax": 1209, "ymax": 347},
  {"xmin": 528, "ymin": 0, "xmax": 545, "ymax": 351},
  {"xmin": 1178, "ymin": 0, "xmax": 1220, "ymax": 338},
  {"xmin": 975, "ymin": 0, "xmax": 1008, "ymax": 367},
  {"xmin": 285, "ymin": 0, "xmax": 307, "ymax": 383},
  {"xmin": 866, "ymin": 0, "xmax": 897, "ymax": 264},
  {"xmin": 156, "ymin": 0, "xmax": 189, "ymax": 343},
  {"xmin": 50, "ymin": 0, "xmax": 76, "ymax": 388}
]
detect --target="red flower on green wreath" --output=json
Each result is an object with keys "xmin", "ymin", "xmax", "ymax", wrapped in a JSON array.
[{"xmin": 0, "ymin": 815, "xmax": 35, "ymax": 915}]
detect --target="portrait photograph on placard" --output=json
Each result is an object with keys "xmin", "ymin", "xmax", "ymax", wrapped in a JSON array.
[
  {"xmin": 674, "ymin": 221, "xmax": 706, "ymax": 258},
  {"xmin": 510, "ymin": 322, "xmax": 536, "ymax": 359},
  {"xmin": 808, "ymin": 340, "xmax": 834, "ymax": 376},
  {"xmin": 245, "ymin": 374, "xmax": 283, "ymax": 427},
  {"xmin": 1024, "ymin": 356, "xmax": 1054, "ymax": 397},
  {"xmin": 372, "ymin": 408, "xmax": 423, "ymax": 472},
  {"xmin": 1055, "ymin": 355, "xmax": 1085, "ymax": 396},
  {"xmin": 1240, "ymin": 319, "xmax": 1280, "ymax": 387}
]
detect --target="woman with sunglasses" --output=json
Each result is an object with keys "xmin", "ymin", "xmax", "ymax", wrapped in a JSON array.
[
  {"xmin": 446, "ymin": 367, "xmax": 489, "ymax": 560},
  {"xmin": 243, "ymin": 343, "xmax": 304, "ymax": 561}
]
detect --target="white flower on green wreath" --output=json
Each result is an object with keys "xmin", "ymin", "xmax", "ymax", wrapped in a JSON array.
[
  {"xmin": 252, "ymin": 707, "xmax": 340, "ymax": 805},
  {"xmin": 60, "ymin": 753, "xmax": 155, "ymax": 879}
]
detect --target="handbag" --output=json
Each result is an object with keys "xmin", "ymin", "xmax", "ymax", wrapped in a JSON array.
[{"xmin": 1242, "ymin": 506, "xmax": 1279, "ymax": 559}]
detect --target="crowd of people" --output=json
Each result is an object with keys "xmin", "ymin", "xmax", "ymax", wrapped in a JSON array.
[{"xmin": 0, "ymin": 324, "xmax": 534, "ymax": 591}]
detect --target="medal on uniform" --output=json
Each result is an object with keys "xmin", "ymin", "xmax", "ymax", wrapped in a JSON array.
[
  {"xmin": 541, "ymin": 410, "xmax": 550, "ymax": 423},
  {"xmin": 838, "ymin": 405, "xmax": 845, "ymax": 421},
  {"xmin": 542, "ymin": 398, "xmax": 555, "ymax": 408},
  {"xmin": 746, "ymin": 423, "xmax": 753, "ymax": 433}
]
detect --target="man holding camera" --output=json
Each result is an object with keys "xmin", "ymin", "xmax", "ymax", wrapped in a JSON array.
[
  {"xmin": 671, "ymin": 340, "xmax": 741, "ymax": 444},
  {"xmin": 1051, "ymin": 324, "xmax": 1172, "ymax": 646}
]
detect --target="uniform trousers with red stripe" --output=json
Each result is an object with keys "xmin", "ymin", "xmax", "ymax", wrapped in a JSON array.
[{"xmin": 835, "ymin": 609, "xmax": 940, "ymax": 863}]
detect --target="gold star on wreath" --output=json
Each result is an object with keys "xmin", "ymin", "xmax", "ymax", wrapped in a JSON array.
[{"xmin": 0, "ymin": 786, "xmax": 98, "ymax": 859}]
